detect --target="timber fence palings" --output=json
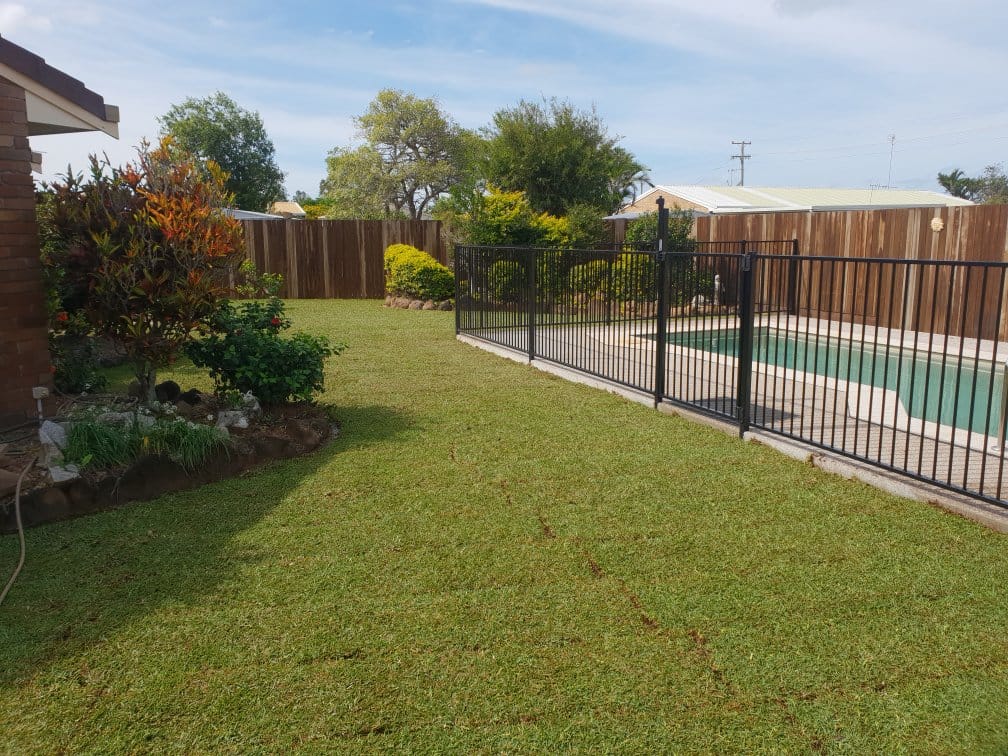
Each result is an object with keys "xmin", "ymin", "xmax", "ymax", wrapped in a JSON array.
[
  {"xmin": 240, "ymin": 219, "xmax": 444, "ymax": 299},
  {"xmin": 456, "ymin": 242, "xmax": 1008, "ymax": 509}
]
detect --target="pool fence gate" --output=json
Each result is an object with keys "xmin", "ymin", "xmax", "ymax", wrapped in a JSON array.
[{"xmin": 455, "ymin": 200, "xmax": 1008, "ymax": 509}]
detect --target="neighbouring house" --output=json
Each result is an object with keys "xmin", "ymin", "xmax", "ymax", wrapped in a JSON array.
[
  {"xmin": 606, "ymin": 185, "xmax": 977, "ymax": 247},
  {"xmin": 268, "ymin": 201, "xmax": 306, "ymax": 219},
  {"xmin": 223, "ymin": 208, "xmax": 283, "ymax": 220},
  {"xmin": 615, "ymin": 185, "xmax": 975, "ymax": 218},
  {"xmin": 0, "ymin": 35, "xmax": 119, "ymax": 423}
]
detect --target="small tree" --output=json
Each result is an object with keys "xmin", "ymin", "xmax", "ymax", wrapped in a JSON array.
[
  {"xmin": 42, "ymin": 139, "xmax": 245, "ymax": 401},
  {"xmin": 624, "ymin": 208, "xmax": 694, "ymax": 250},
  {"xmin": 321, "ymin": 89, "xmax": 477, "ymax": 219},
  {"xmin": 159, "ymin": 92, "xmax": 286, "ymax": 212}
]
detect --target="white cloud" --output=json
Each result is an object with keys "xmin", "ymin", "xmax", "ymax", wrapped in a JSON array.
[{"xmin": 0, "ymin": 3, "xmax": 53, "ymax": 33}]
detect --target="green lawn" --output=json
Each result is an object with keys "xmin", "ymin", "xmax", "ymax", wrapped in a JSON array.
[{"xmin": 2, "ymin": 300, "xmax": 1007, "ymax": 753}]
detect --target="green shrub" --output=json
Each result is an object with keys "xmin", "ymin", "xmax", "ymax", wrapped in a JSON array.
[
  {"xmin": 187, "ymin": 298, "xmax": 341, "ymax": 404},
  {"xmin": 234, "ymin": 258, "xmax": 283, "ymax": 299},
  {"xmin": 487, "ymin": 260, "xmax": 524, "ymax": 302},
  {"xmin": 569, "ymin": 261, "xmax": 608, "ymax": 295},
  {"xmin": 383, "ymin": 243, "xmax": 416, "ymax": 274},
  {"xmin": 611, "ymin": 254, "xmax": 655, "ymax": 302},
  {"xmin": 624, "ymin": 208, "xmax": 694, "ymax": 250},
  {"xmin": 51, "ymin": 338, "xmax": 107, "ymax": 394},
  {"xmin": 63, "ymin": 410, "xmax": 228, "ymax": 471},
  {"xmin": 384, "ymin": 244, "xmax": 455, "ymax": 301}
]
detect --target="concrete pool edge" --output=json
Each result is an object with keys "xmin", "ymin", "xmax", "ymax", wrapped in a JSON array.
[{"xmin": 458, "ymin": 333, "xmax": 1008, "ymax": 533}]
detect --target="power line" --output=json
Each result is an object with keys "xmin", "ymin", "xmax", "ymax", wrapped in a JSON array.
[{"xmin": 731, "ymin": 140, "xmax": 751, "ymax": 186}]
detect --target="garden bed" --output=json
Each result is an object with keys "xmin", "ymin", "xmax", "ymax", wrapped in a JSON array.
[{"xmin": 0, "ymin": 402, "xmax": 335, "ymax": 533}]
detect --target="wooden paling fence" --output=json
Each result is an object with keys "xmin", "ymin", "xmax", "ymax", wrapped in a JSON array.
[
  {"xmin": 693, "ymin": 205, "xmax": 1008, "ymax": 341},
  {"xmin": 241, "ymin": 219, "xmax": 445, "ymax": 299}
]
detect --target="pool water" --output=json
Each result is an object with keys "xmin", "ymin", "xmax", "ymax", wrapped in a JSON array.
[{"xmin": 668, "ymin": 326, "xmax": 1004, "ymax": 436}]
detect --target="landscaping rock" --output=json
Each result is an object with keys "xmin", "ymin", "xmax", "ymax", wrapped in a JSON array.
[
  {"xmin": 384, "ymin": 295, "xmax": 393, "ymax": 306},
  {"xmin": 64, "ymin": 479, "xmax": 96, "ymax": 513},
  {"xmin": 174, "ymin": 399, "xmax": 196, "ymax": 418},
  {"xmin": 177, "ymin": 388, "xmax": 203, "ymax": 405},
  {"xmin": 241, "ymin": 392, "xmax": 261, "ymax": 416},
  {"xmin": 39, "ymin": 420, "xmax": 68, "ymax": 466},
  {"xmin": 155, "ymin": 380, "xmax": 181, "ymax": 403},
  {"xmin": 98, "ymin": 410, "xmax": 156, "ymax": 429},
  {"xmin": 286, "ymin": 418, "xmax": 326, "ymax": 450},
  {"xmin": 423, "ymin": 300, "xmax": 436, "ymax": 310},
  {"xmin": 48, "ymin": 464, "xmax": 80, "ymax": 483},
  {"xmin": 29, "ymin": 486, "xmax": 71, "ymax": 524},
  {"xmin": 409, "ymin": 300, "xmax": 423, "ymax": 310},
  {"xmin": 117, "ymin": 456, "xmax": 192, "ymax": 502},
  {"xmin": 0, "ymin": 469, "xmax": 19, "ymax": 498},
  {"xmin": 437, "ymin": 300, "xmax": 453, "ymax": 311},
  {"xmin": 216, "ymin": 410, "xmax": 250, "ymax": 430}
]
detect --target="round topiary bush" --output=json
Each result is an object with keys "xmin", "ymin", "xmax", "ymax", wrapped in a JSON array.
[{"xmin": 384, "ymin": 244, "xmax": 455, "ymax": 301}]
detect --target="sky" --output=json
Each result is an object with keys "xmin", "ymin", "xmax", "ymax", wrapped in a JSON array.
[{"xmin": 8, "ymin": 0, "xmax": 1008, "ymax": 202}]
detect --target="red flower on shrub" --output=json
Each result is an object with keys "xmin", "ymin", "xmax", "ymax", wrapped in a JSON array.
[
  {"xmin": 270, "ymin": 317, "xmax": 281, "ymax": 327},
  {"xmin": 56, "ymin": 311, "xmax": 69, "ymax": 323},
  {"xmin": 49, "ymin": 364, "xmax": 57, "ymax": 374}
]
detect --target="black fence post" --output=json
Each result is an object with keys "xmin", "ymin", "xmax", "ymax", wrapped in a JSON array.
[
  {"xmin": 654, "ymin": 198, "xmax": 670, "ymax": 407},
  {"xmin": 736, "ymin": 239, "xmax": 756, "ymax": 436},
  {"xmin": 454, "ymin": 244, "xmax": 462, "ymax": 335},
  {"xmin": 787, "ymin": 237, "xmax": 800, "ymax": 316},
  {"xmin": 527, "ymin": 247, "xmax": 537, "ymax": 363}
]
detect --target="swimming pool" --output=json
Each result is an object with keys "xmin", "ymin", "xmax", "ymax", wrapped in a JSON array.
[{"xmin": 667, "ymin": 326, "xmax": 1005, "ymax": 437}]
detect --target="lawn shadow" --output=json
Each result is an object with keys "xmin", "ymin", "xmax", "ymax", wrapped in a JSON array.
[{"xmin": 0, "ymin": 403, "xmax": 413, "ymax": 687}]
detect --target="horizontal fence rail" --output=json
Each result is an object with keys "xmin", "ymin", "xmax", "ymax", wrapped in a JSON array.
[{"xmin": 456, "ymin": 241, "xmax": 1008, "ymax": 509}]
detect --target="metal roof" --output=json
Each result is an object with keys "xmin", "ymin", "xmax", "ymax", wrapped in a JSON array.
[{"xmin": 626, "ymin": 185, "xmax": 974, "ymax": 214}]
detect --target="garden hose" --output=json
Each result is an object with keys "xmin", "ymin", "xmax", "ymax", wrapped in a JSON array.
[{"xmin": 0, "ymin": 460, "xmax": 32, "ymax": 606}]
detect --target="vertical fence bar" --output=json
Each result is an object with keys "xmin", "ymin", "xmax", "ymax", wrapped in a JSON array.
[
  {"xmin": 527, "ymin": 247, "xmax": 537, "ymax": 362},
  {"xmin": 787, "ymin": 238, "xmax": 800, "ymax": 317},
  {"xmin": 454, "ymin": 244, "xmax": 462, "ymax": 336},
  {"xmin": 736, "ymin": 240, "xmax": 755, "ymax": 436},
  {"xmin": 653, "ymin": 199, "xmax": 670, "ymax": 407}
]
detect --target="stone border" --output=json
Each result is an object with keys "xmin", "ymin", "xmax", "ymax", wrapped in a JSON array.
[
  {"xmin": 384, "ymin": 295, "xmax": 453, "ymax": 311},
  {"xmin": 1, "ymin": 416, "xmax": 333, "ymax": 533}
]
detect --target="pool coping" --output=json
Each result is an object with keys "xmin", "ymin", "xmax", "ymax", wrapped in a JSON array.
[{"xmin": 458, "ymin": 333, "xmax": 1008, "ymax": 534}]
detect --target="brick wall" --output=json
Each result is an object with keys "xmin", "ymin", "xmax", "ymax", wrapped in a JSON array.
[{"xmin": 0, "ymin": 76, "xmax": 51, "ymax": 425}]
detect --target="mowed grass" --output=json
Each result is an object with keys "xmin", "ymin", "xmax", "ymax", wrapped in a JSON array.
[{"xmin": 2, "ymin": 300, "xmax": 1007, "ymax": 753}]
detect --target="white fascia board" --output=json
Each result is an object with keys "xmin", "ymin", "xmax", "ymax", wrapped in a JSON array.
[{"xmin": 0, "ymin": 64, "xmax": 119, "ymax": 138}]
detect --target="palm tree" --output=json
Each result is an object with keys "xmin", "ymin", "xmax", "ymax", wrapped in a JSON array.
[
  {"xmin": 608, "ymin": 147, "xmax": 654, "ymax": 210},
  {"xmin": 937, "ymin": 169, "xmax": 980, "ymax": 201}
]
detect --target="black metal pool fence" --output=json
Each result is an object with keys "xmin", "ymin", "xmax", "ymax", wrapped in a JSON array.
[{"xmin": 455, "ymin": 211, "xmax": 1008, "ymax": 509}]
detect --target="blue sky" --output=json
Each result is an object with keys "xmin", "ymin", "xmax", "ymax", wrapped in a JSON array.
[{"xmin": 8, "ymin": 0, "xmax": 1008, "ymax": 202}]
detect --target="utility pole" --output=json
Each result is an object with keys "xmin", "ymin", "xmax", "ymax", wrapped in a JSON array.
[
  {"xmin": 887, "ymin": 133, "xmax": 896, "ymax": 188},
  {"xmin": 731, "ymin": 140, "xmax": 751, "ymax": 186}
]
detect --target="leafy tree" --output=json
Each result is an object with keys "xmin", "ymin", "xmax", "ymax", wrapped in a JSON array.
[
  {"xmin": 41, "ymin": 139, "xmax": 245, "ymax": 401},
  {"xmin": 485, "ymin": 98, "xmax": 650, "ymax": 215},
  {"xmin": 938, "ymin": 164, "xmax": 1008, "ymax": 204},
  {"xmin": 623, "ymin": 208, "xmax": 694, "ymax": 250},
  {"xmin": 319, "ymin": 145, "xmax": 398, "ymax": 219},
  {"xmin": 321, "ymin": 89, "xmax": 476, "ymax": 219},
  {"xmin": 159, "ymin": 92, "xmax": 286, "ymax": 212},
  {"xmin": 977, "ymin": 164, "xmax": 1008, "ymax": 203}
]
